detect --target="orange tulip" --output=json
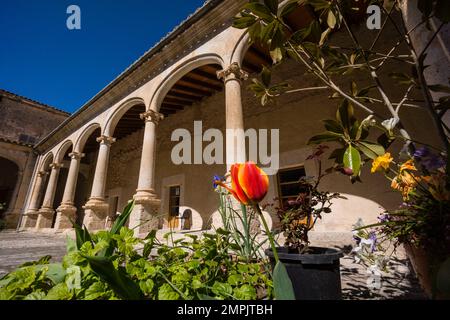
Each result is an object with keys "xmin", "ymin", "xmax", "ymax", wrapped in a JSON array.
[{"xmin": 216, "ymin": 162, "xmax": 269, "ymax": 205}]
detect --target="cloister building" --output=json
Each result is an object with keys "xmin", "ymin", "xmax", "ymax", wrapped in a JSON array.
[{"xmin": 8, "ymin": 0, "xmax": 449, "ymax": 237}]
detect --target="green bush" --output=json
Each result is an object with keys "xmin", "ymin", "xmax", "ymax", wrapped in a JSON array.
[{"xmin": 0, "ymin": 202, "xmax": 272, "ymax": 300}]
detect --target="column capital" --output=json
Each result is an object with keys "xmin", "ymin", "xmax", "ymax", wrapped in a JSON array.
[
  {"xmin": 37, "ymin": 171, "xmax": 49, "ymax": 177},
  {"xmin": 140, "ymin": 110, "xmax": 164, "ymax": 125},
  {"xmin": 69, "ymin": 152, "xmax": 85, "ymax": 160},
  {"xmin": 96, "ymin": 135, "xmax": 116, "ymax": 146},
  {"xmin": 217, "ymin": 62, "xmax": 249, "ymax": 82},
  {"xmin": 49, "ymin": 163, "xmax": 64, "ymax": 170}
]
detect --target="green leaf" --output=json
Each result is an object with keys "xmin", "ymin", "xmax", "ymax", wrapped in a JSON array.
[
  {"xmin": 270, "ymin": 47, "xmax": 284, "ymax": 64},
  {"xmin": 40, "ymin": 263, "xmax": 66, "ymax": 285},
  {"xmin": 244, "ymin": 2, "xmax": 275, "ymax": 22},
  {"xmin": 281, "ymin": 0, "xmax": 300, "ymax": 18},
  {"xmin": 357, "ymin": 141, "xmax": 385, "ymax": 160},
  {"xmin": 308, "ymin": 132, "xmax": 343, "ymax": 145},
  {"xmin": 82, "ymin": 254, "xmax": 143, "ymax": 300},
  {"xmin": 261, "ymin": 66, "xmax": 272, "ymax": 87},
  {"xmin": 273, "ymin": 261, "xmax": 295, "ymax": 300},
  {"xmin": 323, "ymin": 119, "xmax": 344, "ymax": 134},
  {"xmin": 84, "ymin": 281, "xmax": 110, "ymax": 300},
  {"xmin": 158, "ymin": 283, "xmax": 180, "ymax": 300},
  {"xmin": 336, "ymin": 100, "xmax": 356, "ymax": 131},
  {"xmin": 264, "ymin": 0, "xmax": 278, "ymax": 15},
  {"xmin": 74, "ymin": 223, "xmax": 92, "ymax": 250},
  {"xmin": 110, "ymin": 201, "xmax": 134, "ymax": 236},
  {"xmin": 343, "ymin": 145, "xmax": 361, "ymax": 177},
  {"xmin": 66, "ymin": 236, "xmax": 77, "ymax": 254},
  {"xmin": 232, "ymin": 16, "xmax": 257, "ymax": 29},
  {"xmin": 233, "ymin": 284, "xmax": 257, "ymax": 300},
  {"xmin": 44, "ymin": 283, "xmax": 72, "ymax": 300},
  {"xmin": 327, "ymin": 10, "xmax": 336, "ymax": 28},
  {"xmin": 143, "ymin": 230, "xmax": 157, "ymax": 259},
  {"xmin": 212, "ymin": 281, "xmax": 233, "ymax": 297}
]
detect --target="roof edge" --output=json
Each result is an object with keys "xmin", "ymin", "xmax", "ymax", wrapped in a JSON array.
[{"xmin": 34, "ymin": 0, "xmax": 224, "ymax": 150}]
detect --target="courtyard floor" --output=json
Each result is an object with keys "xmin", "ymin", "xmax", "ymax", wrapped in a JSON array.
[{"xmin": 0, "ymin": 230, "xmax": 426, "ymax": 300}]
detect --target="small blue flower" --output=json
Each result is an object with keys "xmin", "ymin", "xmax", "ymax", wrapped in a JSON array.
[
  {"xmin": 413, "ymin": 146, "xmax": 430, "ymax": 159},
  {"xmin": 369, "ymin": 232, "xmax": 378, "ymax": 253},
  {"xmin": 213, "ymin": 175, "xmax": 225, "ymax": 189}
]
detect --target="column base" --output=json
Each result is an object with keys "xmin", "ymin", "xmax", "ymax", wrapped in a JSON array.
[
  {"xmin": 82, "ymin": 198, "xmax": 109, "ymax": 231},
  {"xmin": 21, "ymin": 211, "xmax": 39, "ymax": 229},
  {"xmin": 55, "ymin": 204, "xmax": 77, "ymax": 230},
  {"xmin": 36, "ymin": 208, "xmax": 55, "ymax": 229},
  {"xmin": 130, "ymin": 193, "xmax": 161, "ymax": 237}
]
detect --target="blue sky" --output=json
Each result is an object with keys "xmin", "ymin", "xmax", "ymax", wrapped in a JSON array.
[{"xmin": 0, "ymin": 0, "xmax": 206, "ymax": 113}]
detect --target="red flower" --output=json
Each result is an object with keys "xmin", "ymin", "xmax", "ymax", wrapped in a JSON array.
[{"xmin": 216, "ymin": 162, "xmax": 269, "ymax": 205}]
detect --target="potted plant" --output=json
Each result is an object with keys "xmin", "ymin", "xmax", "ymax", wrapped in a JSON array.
[
  {"xmin": 232, "ymin": 0, "xmax": 450, "ymax": 299},
  {"xmin": 264, "ymin": 146, "xmax": 345, "ymax": 300},
  {"xmin": 358, "ymin": 148, "xmax": 450, "ymax": 299}
]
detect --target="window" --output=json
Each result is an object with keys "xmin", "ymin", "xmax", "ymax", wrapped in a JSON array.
[
  {"xmin": 169, "ymin": 186, "xmax": 181, "ymax": 217},
  {"xmin": 277, "ymin": 166, "xmax": 308, "ymax": 208}
]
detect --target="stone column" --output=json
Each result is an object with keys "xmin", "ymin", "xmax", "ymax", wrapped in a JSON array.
[
  {"xmin": 83, "ymin": 135, "xmax": 116, "ymax": 231},
  {"xmin": 217, "ymin": 62, "xmax": 248, "ymax": 169},
  {"xmin": 36, "ymin": 163, "xmax": 63, "ymax": 229},
  {"xmin": 22, "ymin": 170, "xmax": 48, "ymax": 228},
  {"xmin": 130, "ymin": 110, "xmax": 164, "ymax": 236},
  {"xmin": 55, "ymin": 152, "xmax": 85, "ymax": 230}
]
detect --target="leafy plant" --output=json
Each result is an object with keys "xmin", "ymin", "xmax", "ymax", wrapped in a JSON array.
[
  {"xmin": 267, "ymin": 146, "xmax": 343, "ymax": 253},
  {"xmin": 0, "ymin": 201, "xmax": 273, "ymax": 300}
]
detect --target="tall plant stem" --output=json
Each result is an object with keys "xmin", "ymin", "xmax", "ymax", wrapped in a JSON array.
[{"xmin": 253, "ymin": 204, "xmax": 279, "ymax": 263}]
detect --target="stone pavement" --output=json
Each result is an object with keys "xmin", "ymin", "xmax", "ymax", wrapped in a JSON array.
[{"xmin": 0, "ymin": 230, "xmax": 426, "ymax": 299}]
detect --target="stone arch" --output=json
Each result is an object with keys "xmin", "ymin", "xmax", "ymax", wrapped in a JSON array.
[
  {"xmin": 149, "ymin": 53, "xmax": 224, "ymax": 112},
  {"xmin": 55, "ymin": 140, "xmax": 74, "ymax": 164},
  {"xmin": 0, "ymin": 150, "xmax": 23, "ymax": 172},
  {"xmin": 103, "ymin": 97, "xmax": 146, "ymax": 137},
  {"xmin": 230, "ymin": 32, "xmax": 252, "ymax": 66},
  {"xmin": 0, "ymin": 156, "xmax": 20, "ymax": 215},
  {"xmin": 39, "ymin": 152, "xmax": 54, "ymax": 171},
  {"xmin": 74, "ymin": 123, "xmax": 102, "ymax": 153}
]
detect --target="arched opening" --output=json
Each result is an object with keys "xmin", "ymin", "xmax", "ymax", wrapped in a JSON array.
[
  {"xmin": 159, "ymin": 64, "xmax": 224, "ymax": 118},
  {"xmin": 52, "ymin": 143, "xmax": 73, "ymax": 228},
  {"xmin": 104, "ymin": 103, "xmax": 146, "ymax": 226},
  {"xmin": 0, "ymin": 157, "xmax": 19, "ymax": 219},
  {"xmin": 35, "ymin": 153, "xmax": 54, "ymax": 212},
  {"xmin": 76, "ymin": 126, "xmax": 102, "ymax": 225},
  {"xmin": 155, "ymin": 63, "xmax": 225, "ymax": 230}
]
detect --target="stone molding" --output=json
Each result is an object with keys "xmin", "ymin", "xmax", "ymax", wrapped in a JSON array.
[
  {"xmin": 37, "ymin": 170, "xmax": 49, "ymax": 177},
  {"xmin": 69, "ymin": 152, "xmax": 85, "ymax": 160},
  {"xmin": 96, "ymin": 135, "xmax": 116, "ymax": 146},
  {"xmin": 217, "ymin": 62, "xmax": 248, "ymax": 83},
  {"xmin": 49, "ymin": 163, "xmax": 64, "ymax": 170},
  {"xmin": 140, "ymin": 110, "xmax": 164, "ymax": 125}
]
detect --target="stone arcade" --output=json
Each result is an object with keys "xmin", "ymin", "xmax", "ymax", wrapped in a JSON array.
[{"xmin": 9, "ymin": 0, "xmax": 449, "ymax": 238}]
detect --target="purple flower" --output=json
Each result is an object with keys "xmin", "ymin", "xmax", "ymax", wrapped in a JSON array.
[
  {"xmin": 413, "ymin": 146, "xmax": 445, "ymax": 171},
  {"xmin": 413, "ymin": 147, "xmax": 430, "ymax": 159},
  {"xmin": 378, "ymin": 214, "xmax": 390, "ymax": 223},
  {"xmin": 369, "ymin": 232, "xmax": 378, "ymax": 253},
  {"xmin": 213, "ymin": 175, "xmax": 225, "ymax": 189}
]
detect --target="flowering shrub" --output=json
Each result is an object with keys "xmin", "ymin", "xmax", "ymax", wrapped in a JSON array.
[
  {"xmin": 367, "ymin": 148, "xmax": 450, "ymax": 255},
  {"xmin": 267, "ymin": 146, "xmax": 343, "ymax": 253}
]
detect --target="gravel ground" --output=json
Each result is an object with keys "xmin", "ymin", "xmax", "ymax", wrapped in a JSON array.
[{"xmin": 0, "ymin": 230, "xmax": 427, "ymax": 299}]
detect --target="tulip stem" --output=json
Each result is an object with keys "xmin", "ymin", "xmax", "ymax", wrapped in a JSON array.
[{"xmin": 253, "ymin": 204, "xmax": 279, "ymax": 263}]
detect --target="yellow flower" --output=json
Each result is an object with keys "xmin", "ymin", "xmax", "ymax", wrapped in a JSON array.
[
  {"xmin": 371, "ymin": 153, "xmax": 393, "ymax": 173},
  {"xmin": 391, "ymin": 171, "xmax": 420, "ymax": 200},
  {"xmin": 399, "ymin": 159, "xmax": 417, "ymax": 172}
]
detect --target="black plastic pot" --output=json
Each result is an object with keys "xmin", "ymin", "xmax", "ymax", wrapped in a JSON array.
[{"xmin": 265, "ymin": 247, "xmax": 343, "ymax": 300}]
